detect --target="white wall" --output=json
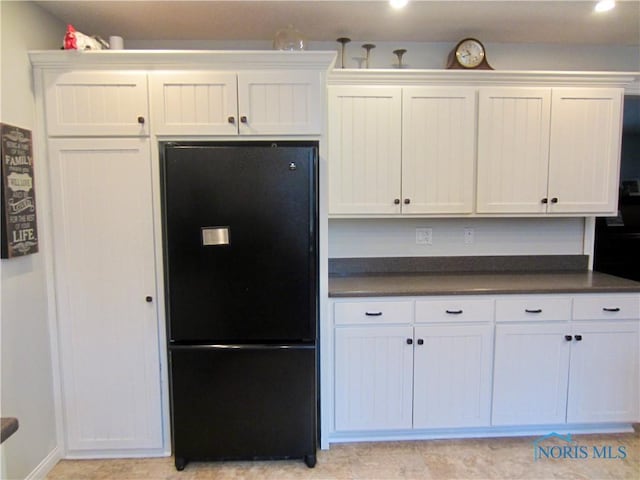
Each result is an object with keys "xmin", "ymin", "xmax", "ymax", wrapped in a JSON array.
[
  {"xmin": 0, "ymin": 2, "xmax": 65, "ymax": 479},
  {"xmin": 129, "ymin": 39, "xmax": 640, "ymax": 72},
  {"xmin": 329, "ymin": 218, "xmax": 586, "ymax": 258}
]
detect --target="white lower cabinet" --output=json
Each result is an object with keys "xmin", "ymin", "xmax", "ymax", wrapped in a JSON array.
[
  {"xmin": 335, "ymin": 326, "xmax": 414, "ymax": 431},
  {"xmin": 492, "ymin": 322, "xmax": 572, "ymax": 425},
  {"xmin": 48, "ymin": 138, "xmax": 163, "ymax": 452},
  {"xmin": 413, "ymin": 324, "xmax": 493, "ymax": 428},
  {"xmin": 567, "ymin": 320, "xmax": 639, "ymax": 423},
  {"xmin": 332, "ymin": 293, "xmax": 640, "ymax": 439},
  {"xmin": 492, "ymin": 294, "xmax": 640, "ymax": 427},
  {"xmin": 333, "ymin": 298, "xmax": 494, "ymax": 432}
]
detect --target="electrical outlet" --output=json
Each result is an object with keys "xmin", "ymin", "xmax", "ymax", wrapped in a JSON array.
[
  {"xmin": 464, "ymin": 227, "xmax": 474, "ymax": 245},
  {"xmin": 416, "ymin": 227, "xmax": 432, "ymax": 245}
]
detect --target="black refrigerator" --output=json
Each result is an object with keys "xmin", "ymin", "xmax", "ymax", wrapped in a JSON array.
[{"xmin": 161, "ymin": 142, "xmax": 318, "ymax": 471}]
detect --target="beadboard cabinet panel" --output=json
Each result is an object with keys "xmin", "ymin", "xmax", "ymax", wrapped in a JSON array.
[
  {"xmin": 334, "ymin": 326, "xmax": 414, "ymax": 431},
  {"xmin": 237, "ymin": 71, "xmax": 322, "ymax": 135},
  {"xmin": 476, "ymin": 88, "xmax": 551, "ymax": 214},
  {"xmin": 48, "ymin": 138, "xmax": 163, "ymax": 451},
  {"xmin": 567, "ymin": 321, "xmax": 639, "ymax": 423},
  {"xmin": 413, "ymin": 324, "xmax": 493, "ymax": 428},
  {"xmin": 492, "ymin": 322, "xmax": 571, "ymax": 426},
  {"xmin": 150, "ymin": 72, "xmax": 238, "ymax": 135},
  {"xmin": 402, "ymin": 87, "xmax": 476, "ymax": 214},
  {"xmin": 328, "ymin": 87, "xmax": 402, "ymax": 214},
  {"xmin": 44, "ymin": 71, "xmax": 149, "ymax": 137},
  {"xmin": 547, "ymin": 88, "xmax": 623, "ymax": 214}
]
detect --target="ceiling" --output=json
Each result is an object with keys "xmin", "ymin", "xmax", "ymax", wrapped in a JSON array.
[{"xmin": 34, "ymin": 0, "xmax": 640, "ymax": 46}]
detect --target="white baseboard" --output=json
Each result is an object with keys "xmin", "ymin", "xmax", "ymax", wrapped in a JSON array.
[{"xmin": 25, "ymin": 446, "xmax": 63, "ymax": 480}]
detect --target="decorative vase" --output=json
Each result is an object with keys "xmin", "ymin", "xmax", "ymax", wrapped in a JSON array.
[{"xmin": 273, "ymin": 25, "xmax": 306, "ymax": 51}]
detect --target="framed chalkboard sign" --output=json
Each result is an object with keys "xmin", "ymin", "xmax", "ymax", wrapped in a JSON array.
[{"xmin": 1, "ymin": 123, "xmax": 38, "ymax": 258}]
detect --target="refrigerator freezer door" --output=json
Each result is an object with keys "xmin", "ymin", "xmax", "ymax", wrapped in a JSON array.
[
  {"xmin": 163, "ymin": 144, "xmax": 317, "ymax": 343},
  {"xmin": 170, "ymin": 345, "xmax": 316, "ymax": 466}
]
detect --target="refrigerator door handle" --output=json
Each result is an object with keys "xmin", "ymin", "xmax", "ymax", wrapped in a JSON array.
[{"xmin": 201, "ymin": 226, "xmax": 230, "ymax": 246}]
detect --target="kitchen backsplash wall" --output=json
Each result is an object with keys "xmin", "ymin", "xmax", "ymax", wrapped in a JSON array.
[{"xmin": 328, "ymin": 218, "xmax": 585, "ymax": 258}]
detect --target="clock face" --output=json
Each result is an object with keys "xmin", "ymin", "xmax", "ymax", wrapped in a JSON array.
[{"xmin": 455, "ymin": 39, "xmax": 485, "ymax": 68}]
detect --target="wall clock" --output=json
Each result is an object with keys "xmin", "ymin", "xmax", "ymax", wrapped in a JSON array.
[{"xmin": 446, "ymin": 38, "xmax": 493, "ymax": 70}]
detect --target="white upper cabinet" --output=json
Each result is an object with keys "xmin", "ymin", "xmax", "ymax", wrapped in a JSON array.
[
  {"xmin": 329, "ymin": 86, "xmax": 475, "ymax": 215},
  {"xmin": 237, "ymin": 71, "xmax": 322, "ymax": 135},
  {"xmin": 44, "ymin": 70, "xmax": 149, "ymax": 136},
  {"xmin": 327, "ymin": 70, "xmax": 630, "ymax": 218},
  {"xmin": 477, "ymin": 88, "xmax": 551, "ymax": 214},
  {"xmin": 477, "ymin": 86, "xmax": 623, "ymax": 215},
  {"xmin": 328, "ymin": 86, "xmax": 402, "ymax": 214},
  {"xmin": 151, "ymin": 70, "xmax": 322, "ymax": 136},
  {"xmin": 150, "ymin": 71, "xmax": 238, "ymax": 135},
  {"xmin": 547, "ymin": 88, "xmax": 623, "ymax": 214},
  {"xmin": 402, "ymin": 87, "xmax": 476, "ymax": 214}
]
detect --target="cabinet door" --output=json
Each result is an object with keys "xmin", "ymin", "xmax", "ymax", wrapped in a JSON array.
[
  {"xmin": 402, "ymin": 87, "xmax": 476, "ymax": 214},
  {"xmin": 44, "ymin": 71, "xmax": 149, "ymax": 136},
  {"xmin": 492, "ymin": 323, "xmax": 571, "ymax": 425},
  {"xmin": 328, "ymin": 86, "xmax": 402, "ymax": 214},
  {"xmin": 150, "ymin": 71, "xmax": 239, "ymax": 135},
  {"xmin": 567, "ymin": 321, "xmax": 639, "ymax": 423},
  {"xmin": 413, "ymin": 324, "xmax": 493, "ymax": 428},
  {"xmin": 237, "ymin": 71, "xmax": 322, "ymax": 135},
  {"xmin": 334, "ymin": 326, "xmax": 413, "ymax": 431},
  {"xmin": 547, "ymin": 88, "xmax": 623, "ymax": 214},
  {"xmin": 477, "ymin": 88, "xmax": 551, "ymax": 213},
  {"xmin": 48, "ymin": 138, "xmax": 163, "ymax": 451}
]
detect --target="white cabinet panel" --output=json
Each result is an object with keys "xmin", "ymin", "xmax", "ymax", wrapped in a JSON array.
[
  {"xmin": 567, "ymin": 321, "xmax": 639, "ymax": 423},
  {"xmin": 477, "ymin": 88, "xmax": 551, "ymax": 213},
  {"xmin": 328, "ymin": 86, "xmax": 402, "ymax": 214},
  {"xmin": 334, "ymin": 326, "xmax": 414, "ymax": 431},
  {"xmin": 492, "ymin": 323, "xmax": 571, "ymax": 425},
  {"xmin": 547, "ymin": 88, "xmax": 623, "ymax": 214},
  {"xmin": 402, "ymin": 87, "xmax": 476, "ymax": 214},
  {"xmin": 150, "ymin": 71, "xmax": 238, "ymax": 135},
  {"xmin": 238, "ymin": 71, "xmax": 322, "ymax": 135},
  {"xmin": 415, "ymin": 298, "xmax": 493, "ymax": 323},
  {"xmin": 48, "ymin": 138, "xmax": 163, "ymax": 451},
  {"xmin": 334, "ymin": 300, "xmax": 413, "ymax": 325},
  {"xmin": 413, "ymin": 324, "xmax": 493, "ymax": 428},
  {"xmin": 44, "ymin": 71, "xmax": 149, "ymax": 136},
  {"xmin": 495, "ymin": 296, "xmax": 572, "ymax": 322},
  {"xmin": 549, "ymin": 88, "xmax": 622, "ymax": 214},
  {"xmin": 573, "ymin": 294, "xmax": 640, "ymax": 320}
]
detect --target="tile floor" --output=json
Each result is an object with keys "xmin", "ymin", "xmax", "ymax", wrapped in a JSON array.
[{"xmin": 46, "ymin": 427, "xmax": 639, "ymax": 479}]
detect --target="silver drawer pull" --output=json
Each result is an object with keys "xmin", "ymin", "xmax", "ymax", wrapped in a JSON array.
[
  {"xmin": 525, "ymin": 309, "xmax": 543, "ymax": 314},
  {"xmin": 365, "ymin": 311, "xmax": 383, "ymax": 316},
  {"xmin": 603, "ymin": 307, "xmax": 621, "ymax": 312},
  {"xmin": 446, "ymin": 309, "xmax": 463, "ymax": 315}
]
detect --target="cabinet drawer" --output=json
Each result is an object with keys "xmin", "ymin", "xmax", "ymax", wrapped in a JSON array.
[
  {"xmin": 573, "ymin": 294, "xmax": 640, "ymax": 320},
  {"xmin": 496, "ymin": 296, "xmax": 572, "ymax": 322},
  {"xmin": 415, "ymin": 298, "xmax": 493, "ymax": 323},
  {"xmin": 334, "ymin": 301, "xmax": 412, "ymax": 325}
]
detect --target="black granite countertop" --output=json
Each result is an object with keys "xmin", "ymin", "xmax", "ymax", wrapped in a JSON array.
[{"xmin": 328, "ymin": 256, "xmax": 640, "ymax": 297}]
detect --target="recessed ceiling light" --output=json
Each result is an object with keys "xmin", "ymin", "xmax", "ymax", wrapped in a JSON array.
[
  {"xmin": 594, "ymin": 0, "xmax": 616, "ymax": 13},
  {"xmin": 390, "ymin": 0, "xmax": 409, "ymax": 9}
]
